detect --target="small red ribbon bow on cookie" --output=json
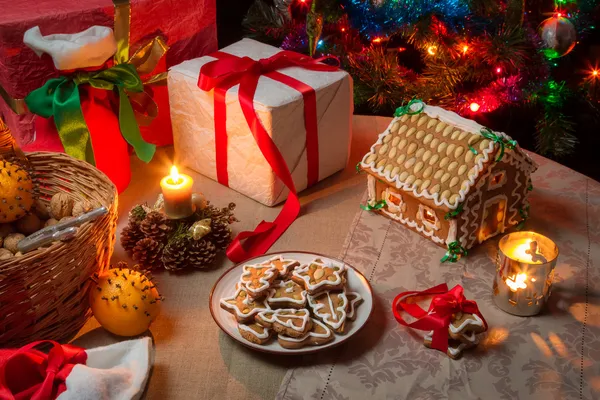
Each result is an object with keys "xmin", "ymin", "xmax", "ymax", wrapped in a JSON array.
[
  {"xmin": 392, "ymin": 284, "xmax": 487, "ymax": 353},
  {"xmin": 0, "ymin": 340, "xmax": 87, "ymax": 400}
]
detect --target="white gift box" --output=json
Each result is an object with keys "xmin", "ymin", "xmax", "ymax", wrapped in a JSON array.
[{"xmin": 168, "ymin": 38, "xmax": 353, "ymax": 206}]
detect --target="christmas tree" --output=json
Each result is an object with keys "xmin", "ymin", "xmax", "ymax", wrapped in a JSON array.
[{"xmin": 243, "ymin": 0, "xmax": 600, "ymax": 159}]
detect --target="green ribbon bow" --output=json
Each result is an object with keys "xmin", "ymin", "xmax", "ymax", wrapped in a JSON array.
[
  {"xmin": 516, "ymin": 205, "xmax": 530, "ymax": 231},
  {"xmin": 361, "ymin": 200, "xmax": 386, "ymax": 211},
  {"xmin": 440, "ymin": 241, "xmax": 468, "ymax": 263},
  {"xmin": 468, "ymin": 128, "xmax": 517, "ymax": 162},
  {"xmin": 394, "ymin": 99, "xmax": 425, "ymax": 118},
  {"xmin": 444, "ymin": 204, "xmax": 463, "ymax": 220},
  {"xmin": 356, "ymin": 162, "xmax": 364, "ymax": 174},
  {"xmin": 24, "ymin": 63, "xmax": 156, "ymax": 165}
]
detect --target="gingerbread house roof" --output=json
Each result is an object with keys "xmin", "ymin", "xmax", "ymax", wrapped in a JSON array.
[{"xmin": 360, "ymin": 103, "xmax": 537, "ymax": 210}]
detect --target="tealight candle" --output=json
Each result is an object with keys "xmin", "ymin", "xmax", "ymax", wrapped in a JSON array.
[
  {"xmin": 160, "ymin": 166, "xmax": 194, "ymax": 219},
  {"xmin": 492, "ymin": 231, "xmax": 558, "ymax": 316}
]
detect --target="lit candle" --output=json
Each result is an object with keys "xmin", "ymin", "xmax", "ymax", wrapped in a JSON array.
[
  {"xmin": 504, "ymin": 239, "xmax": 546, "ymax": 264},
  {"xmin": 160, "ymin": 166, "xmax": 194, "ymax": 219}
]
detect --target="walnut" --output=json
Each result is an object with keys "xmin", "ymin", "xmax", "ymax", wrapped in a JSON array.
[
  {"xmin": 50, "ymin": 193, "xmax": 74, "ymax": 219},
  {"xmin": 72, "ymin": 200, "xmax": 93, "ymax": 218},
  {"xmin": 32, "ymin": 199, "xmax": 51, "ymax": 220},
  {"xmin": 15, "ymin": 214, "xmax": 42, "ymax": 235},
  {"xmin": 3, "ymin": 233, "xmax": 25, "ymax": 254},
  {"xmin": 44, "ymin": 218, "xmax": 59, "ymax": 227},
  {"xmin": 0, "ymin": 248, "xmax": 13, "ymax": 260}
]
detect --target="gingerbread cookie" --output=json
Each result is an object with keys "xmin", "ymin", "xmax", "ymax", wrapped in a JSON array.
[
  {"xmin": 424, "ymin": 330, "xmax": 479, "ymax": 360},
  {"xmin": 267, "ymin": 280, "xmax": 307, "ymax": 309},
  {"xmin": 261, "ymin": 255, "xmax": 300, "ymax": 278},
  {"xmin": 278, "ymin": 318, "xmax": 335, "ymax": 349},
  {"xmin": 307, "ymin": 291, "xmax": 348, "ymax": 333},
  {"xmin": 345, "ymin": 292, "xmax": 363, "ymax": 321},
  {"xmin": 255, "ymin": 308, "xmax": 313, "ymax": 338},
  {"xmin": 238, "ymin": 323, "xmax": 273, "ymax": 345},
  {"xmin": 240, "ymin": 263, "xmax": 279, "ymax": 299},
  {"xmin": 292, "ymin": 259, "xmax": 346, "ymax": 295},
  {"xmin": 448, "ymin": 312, "xmax": 487, "ymax": 342},
  {"xmin": 220, "ymin": 286, "xmax": 270, "ymax": 323}
]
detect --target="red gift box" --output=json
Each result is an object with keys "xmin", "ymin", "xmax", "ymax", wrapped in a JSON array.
[{"xmin": 0, "ymin": 0, "xmax": 217, "ymax": 149}]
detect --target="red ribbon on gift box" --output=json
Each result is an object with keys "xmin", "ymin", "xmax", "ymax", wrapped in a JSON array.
[
  {"xmin": 0, "ymin": 341, "xmax": 87, "ymax": 400},
  {"xmin": 198, "ymin": 50, "xmax": 339, "ymax": 263},
  {"xmin": 392, "ymin": 284, "xmax": 487, "ymax": 353}
]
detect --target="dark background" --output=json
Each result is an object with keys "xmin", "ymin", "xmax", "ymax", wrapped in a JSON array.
[{"xmin": 216, "ymin": 0, "xmax": 600, "ymax": 181}]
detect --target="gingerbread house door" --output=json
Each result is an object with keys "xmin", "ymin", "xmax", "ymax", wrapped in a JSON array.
[{"xmin": 478, "ymin": 196, "xmax": 507, "ymax": 243}]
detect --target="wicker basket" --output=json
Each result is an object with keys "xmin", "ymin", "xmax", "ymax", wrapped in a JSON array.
[{"xmin": 0, "ymin": 120, "xmax": 118, "ymax": 348}]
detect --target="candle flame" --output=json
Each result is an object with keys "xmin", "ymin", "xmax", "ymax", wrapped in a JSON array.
[
  {"xmin": 506, "ymin": 273, "xmax": 528, "ymax": 292},
  {"xmin": 170, "ymin": 166, "xmax": 181, "ymax": 184}
]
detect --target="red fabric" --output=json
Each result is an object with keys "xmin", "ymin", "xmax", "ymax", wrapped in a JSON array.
[
  {"xmin": 198, "ymin": 50, "xmax": 339, "ymax": 263},
  {"xmin": 0, "ymin": 0, "xmax": 218, "ymax": 146},
  {"xmin": 392, "ymin": 284, "xmax": 487, "ymax": 353},
  {"xmin": 0, "ymin": 341, "xmax": 87, "ymax": 400}
]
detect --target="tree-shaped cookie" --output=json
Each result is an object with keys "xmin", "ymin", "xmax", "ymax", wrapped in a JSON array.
[
  {"xmin": 307, "ymin": 291, "xmax": 348, "ymax": 333},
  {"xmin": 220, "ymin": 286, "xmax": 270, "ymax": 323},
  {"xmin": 240, "ymin": 263, "xmax": 279, "ymax": 299},
  {"xmin": 267, "ymin": 280, "xmax": 307, "ymax": 309},
  {"xmin": 278, "ymin": 318, "xmax": 335, "ymax": 349},
  {"xmin": 345, "ymin": 292, "xmax": 363, "ymax": 321},
  {"xmin": 238, "ymin": 322, "xmax": 273, "ymax": 345},
  {"xmin": 291, "ymin": 259, "xmax": 346, "ymax": 295},
  {"xmin": 255, "ymin": 308, "xmax": 313, "ymax": 338}
]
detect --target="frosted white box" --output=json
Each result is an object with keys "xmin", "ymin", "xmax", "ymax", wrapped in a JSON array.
[{"xmin": 168, "ymin": 38, "xmax": 353, "ymax": 206}]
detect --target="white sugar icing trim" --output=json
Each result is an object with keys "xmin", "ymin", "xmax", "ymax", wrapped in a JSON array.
[
  {"xmin": 424, "ymin": 330, "xmax": 479, "ymax": 357},
  {"xmin": 383, "ymin": 189, "xmax": 405, "ymax": 215},
  {"xmin": 257, "ymin": 309, "xmax": 311, "ymax": 332},
  {"xmin": 307, "ymin": 291, "xmax": 348, "ymax": 330},
  {"xmin": 478, "ymin": 194, "xmax": 508, "ymax": 242},
  {"xmin": 417, "ymin": 204, "xmax": 440, "ymax": 231},
  {"xmin": 449, "ymin": 313, "xmax": 485, "ymax": 334},
  {"xmin": 360, "ymin": 102, "xmax": 537, "ymax": 211},
  {"xmin": 267, "ymin": 281, "xmax": 307, "ymax": 305},
  {"xmin": 261, "ymin": 255, "xmax": 300, "ymax": 276},
  {"xmin": 292, "ymin": 262, "xmax": 346, "ymax": 292},
  {"xmin": 220, "ymin": 287, "xmax": 270, "ymax": 319},
  {"xmin": 345, "ymin": 292, "xmax": 363, "ymax": 320},
  {"xmin": 240, "ymin": 264, "xmax": 278, "ymax": 295},
  {"xmin": 381, "ymin": 208, "xmax": 445, "ymax": 245},
  {"xmin": 278, "ymin": 318, "xmax": 333, "ymax": 342},
  {"xmin": 367, "ymin": 175, "xmax": 377, "ymax": 206},
  {"xmin": 446, "ymin": 219, "xmax": 457, "ymax": 245},
  {"xmin": 239, "ymin": 323, "xmax": 271, "ymax": 339}
]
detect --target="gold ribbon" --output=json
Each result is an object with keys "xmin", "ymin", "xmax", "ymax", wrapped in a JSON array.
[{"xmin": 0, "ymin": 0, "xmax": 168, "ymax": 126}]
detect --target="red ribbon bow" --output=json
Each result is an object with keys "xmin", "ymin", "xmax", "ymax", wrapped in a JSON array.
[
  {"xmin": 0, "ymin": 341, "xmax": 87, "ymax": 400},
  {"xmin": 392, "ymin": 284, "xmax": 487, "ymax": 353},
  {"xmin": 198, "ymin": 50, "xmax": 339, "ymax": 263}
]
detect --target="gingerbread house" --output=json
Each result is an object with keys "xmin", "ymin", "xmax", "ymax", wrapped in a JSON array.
[{"xmin": 359, "ymin": 101, "xmax": 537, "ymax": 260}]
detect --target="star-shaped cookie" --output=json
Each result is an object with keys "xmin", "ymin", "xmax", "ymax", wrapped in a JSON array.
[
  {"xmin": 292, "ymin": 259, "xmax": 346, "ymax": 295},
  {"xmin": 220, "ymin": 286, "xmax": 270, "ymax": 323},
  {"xmin": 267, "ymin": 280, "xmax": 308, "ymax": 309},
  {"xmin": 260, "ymin": 255, "xmax": 301, "ymax": 278},
  {"xmin": 240, "ymin": 263, "xmax": 279, "ymax": 299}
]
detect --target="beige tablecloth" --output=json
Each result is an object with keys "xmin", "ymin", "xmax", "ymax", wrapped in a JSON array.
[{"xmin": 73, "ymin": 116, "xmax": 599, "ymax": 400}]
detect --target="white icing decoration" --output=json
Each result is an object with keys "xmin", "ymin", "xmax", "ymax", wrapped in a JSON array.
[
  {"xmin": 367, "ymin": 175, "xmax": 377, "ymax": 206},
  {"xmin": 267, "ymin": 281, "xmax": 307, "ymax": 305},
  {"xmin": 446, "ymin": 219, "xmax": 457, "ymax": 245},
  {"xmin": 278, "ymin": 318, "xmax": 333, "ymax": 342},
  {"xmin": 307, "ymin": 291, "xmax": 348, "ymax": 329},
  {"xmin": 240, "ymin": 264, "xmax": 278, "ymax": 296},
  {"xmin": 449, "ymin": 313, "xmax": 485, "ymax": 334},
  {"xmin": 383, "ymin": 189, "xmax": 405, "ymax": 215},
  {"xmin": 381, "ymin": 209, "xmax": 445, "ymax": 245},
  {"xmin": 220, "ymin": 287, "xmax": 270, "ymax": 319},
  {"xmin": 359, "ymin": 102, "xmax": 537, "ymax": 211},
  {"xmin": 345, "ymin": 292, "xmax": 363, "ymax": 320},
  {"xmin": 424, "ymin": 329, "xmax": 479, "ymax": 357},
  {"xmin": 239, "ymin": 323, "xmax": 271, "ymax": 339},
  {"xmin": 292, "ymin": 261, "xmax": 346, "ymax": 292},
  {"xmin": 487, "ymin": 170, "xmax": 507, "ymax": 190},
  {"xmin": 416, "ymin": 204, "xmax": 440, "ymax": 231},
  {"xmin": 477, "ymin": 194, "xmax": 508, "ymax": 243},
  {"xmin": 257, "ymin": 309, "xmax": 311, "ymax": 332},
  {"xmin": 261, "ymin": 255, "xmax": 299, "ymax": 276}
]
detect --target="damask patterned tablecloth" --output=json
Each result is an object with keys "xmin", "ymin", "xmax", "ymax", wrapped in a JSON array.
[{"xmin": 277, "ymin": 154, "xmax": 600, "ymax": 400}]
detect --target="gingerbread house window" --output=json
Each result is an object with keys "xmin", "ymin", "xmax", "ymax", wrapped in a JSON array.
[
  {"xmin": 417, "ymin": 204, "xmax": 440, "ymax": 231},
  {"xmin": 384, "ymin": 189, "xmax": 405, "ymax": 214},
  {"xmin": 488, "ymin": 171, "xmax": 507, "ymax": 190}
]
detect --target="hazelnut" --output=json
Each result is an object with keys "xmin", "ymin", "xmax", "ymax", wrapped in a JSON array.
[
  {"xmin": 50, "ymin": 193, "xmax": 74, "ymax": 220},
  {"xmin": 3, "ymin": 233, "xmax": 25, "ymax": 254},
  {"xmin": 15, "ymin": 214, "xmax": 42, "ymax": 235},
  {"xmin": 0, "ymin": 248, "xmax": 13, "ymax": 260}
]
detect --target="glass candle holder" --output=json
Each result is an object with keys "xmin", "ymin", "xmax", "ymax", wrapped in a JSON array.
[{"xmin": 492, "ymin": 231, "xmax": 559, "ymax": 316}]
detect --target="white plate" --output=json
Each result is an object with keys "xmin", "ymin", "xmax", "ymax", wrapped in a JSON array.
[{"xmin": 209, "ymin": 251, "xmax": 374, "ymax": 354}]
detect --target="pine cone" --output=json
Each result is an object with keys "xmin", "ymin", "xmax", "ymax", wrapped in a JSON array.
[
  {"xmin": 128, "ymin": 204, "xmax": 147, "ymax": 226},
  {"xmin": 162, "ymin": 236, "xmax": 217, "ymax": 271},
  {"xmin": 140, "ymin": 211, "xmax": 172, "ymax": 243},
  {"xmin": 132, "ymin": 238, "xmax": 164, "ymax": 269},
  {"xmin": 120, "ymin": 224, "xmax": 144, "ymax": 253},
  {"xmin": 207, "ymin": 219, "xmax": 232, "ymax": 250},
  {"xmin": 197, "ymin": 202, "xmax": 237, "ymax": 225}
]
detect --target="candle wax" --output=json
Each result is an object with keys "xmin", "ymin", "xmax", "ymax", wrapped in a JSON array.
[
  {"xmin": 505, "ymin": 239, "xmax": 544, "ymax": 264},
  {"xmin": 160, "ymin": 167, "xmax": 194, "ymax": 219}
]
